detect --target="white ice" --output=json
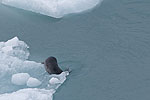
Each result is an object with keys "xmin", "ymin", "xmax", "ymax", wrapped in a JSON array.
[
  {"xmin": 1, "ymin": 37, "xmax": 29, "ymax": 60},
  {"xmin": 0, "ymin": 88, "xmax": 55, "ymax": 100},
  {"xmin": 0, "ymin": 37, "xmax": 69, "ymax": 100},
  {"xmin": 11, "ymin": 73, "xmax": 30, "ymax": 85},
  {"xmin": 1, "ymin": 0, "xmax": 103, "ymax": 18},
  {"xmin": 49, "ymin": 77, "xmax": 61, "ymax": 85},
  {"xmin": 26, "ymin": 77, "xmax": 41, "ymax": 87},
  {"xmin": 49, "ymin": 71, "xmax": 69, "ymax": 85}
]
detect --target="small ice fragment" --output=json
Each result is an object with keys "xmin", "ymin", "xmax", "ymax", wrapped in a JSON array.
[
  {"xmin": 27, "ymin": 77, "xmax": 41, "ymax": 87},
  {"xmin": 49, "ymin": 77, "xmax": 61, "ymax": 85},
  {"xmin": 61, "ymin": 71, "xmax": 69, "ymax": 76},
  {"xmin": 11, "ymin": 73, "xmax": 30, "ymax": 85}
]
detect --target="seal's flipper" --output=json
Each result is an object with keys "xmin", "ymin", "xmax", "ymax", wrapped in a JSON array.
[{"xmin": 64, "ymin": 68, "xmax": 72, "ymax": 73}]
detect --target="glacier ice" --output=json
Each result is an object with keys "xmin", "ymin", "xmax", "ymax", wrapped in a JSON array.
[
  {"xmin": 1, "ymin": 0, "xmax": 103, "ymax": 18},
  {"xmin": 0, "ymin": 37, "xmax": 69, "ymax": 100}
]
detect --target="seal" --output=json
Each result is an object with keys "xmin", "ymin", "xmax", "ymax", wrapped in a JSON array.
[{"xmin": 42, "ymin": 57, "xmax": 63, "ymax": 74}]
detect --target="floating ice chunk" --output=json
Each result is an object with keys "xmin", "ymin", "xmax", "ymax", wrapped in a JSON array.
[
  {"xmin": 59, "ymin": 72, "xmax": 69, "ymax": 82},
  {"xmin": 11, "ymin": 73, "xmax": 30, "ymax": 85},
  {"xmin": 61, "ymin": 71, "xmax": 69, "ymax": 76},
  {"xmin": 49, "ymin": 71, "xmax": 69, "ymax": 85},
  {"xmin": 26, "ymin": 77, "xmax": 41, "ymax": 87},
  {"xmin": 49, "ymin": 77, "xmax": 61, "ymax": 85},
  {"xmin": 1, "ymin": 0, "xmax": 103, "ymax": 18},
  {"xmin": 0, "ymin": 88, "xmax": 55, "ymax": 100}
]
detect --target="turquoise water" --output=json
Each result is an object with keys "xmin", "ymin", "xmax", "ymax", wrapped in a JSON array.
[{"xmin": 0, "ymin": 0, "xmax": 150, "ymax": 100}]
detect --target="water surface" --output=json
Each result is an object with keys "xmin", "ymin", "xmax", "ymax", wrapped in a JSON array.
[{"xmin": 0, "ymin": 0, "xmax": 150, "ymax": 100}]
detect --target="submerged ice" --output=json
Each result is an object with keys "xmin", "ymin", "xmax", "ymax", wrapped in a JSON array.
[
  {"xmin": 11, "ymin": 73, "xmax": 30, "ymax": 86},
  {"xmin": 26, "ymin": 77, "xmax": 42, "ymax": 87},
  {"xmin": 1, "ymin": 0, "xmax": 103, "ymax": 18},
  {"xmin": 0, "ymin": 37, "xmax": 69, "ymax": 100}
]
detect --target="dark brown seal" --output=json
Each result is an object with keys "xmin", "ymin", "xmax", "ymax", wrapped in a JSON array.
[{"xmin": 42, "ymin": 57, "xmax": 63, "ymax": 74}]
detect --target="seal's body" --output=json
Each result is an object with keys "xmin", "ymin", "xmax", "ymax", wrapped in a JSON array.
[{"xmin": 43, "ymin": 57, "xmax": 63, "ymax": 74}]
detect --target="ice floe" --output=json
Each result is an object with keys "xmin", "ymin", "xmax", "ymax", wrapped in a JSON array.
[
  {"xmin": 0, "ymin": 37, "xmax": 69, "ymax": 100},
  {"xmin": 1, "ymin": 0, "xmax": 103, "ymax": 18}
]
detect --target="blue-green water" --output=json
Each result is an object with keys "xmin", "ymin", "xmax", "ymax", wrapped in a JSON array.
[{"xmin": 0, "ymin": 0, "xmax": 150, "ymax": 100}]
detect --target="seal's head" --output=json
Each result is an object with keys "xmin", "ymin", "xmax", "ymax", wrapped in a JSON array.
[
  {"xmin": 43, "ymin": 56, "xmax": 63, "ymax": 74},
  {"xmin": 46, "ymin": 57, "xmax": 57, "ymax": 65}
]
